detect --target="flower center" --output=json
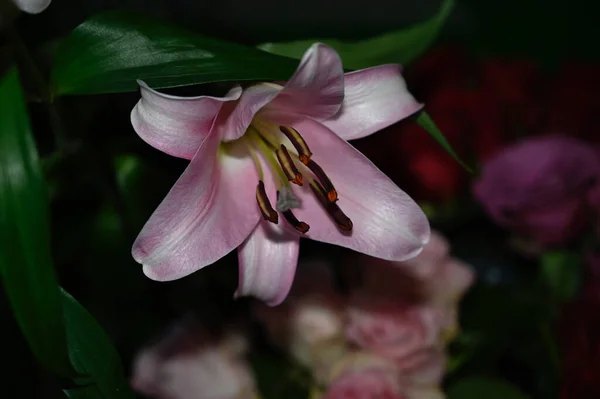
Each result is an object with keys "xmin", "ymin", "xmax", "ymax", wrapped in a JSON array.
[{"xmin": 240, "ymin": 119, "xmax": 353, "ymax": 234}]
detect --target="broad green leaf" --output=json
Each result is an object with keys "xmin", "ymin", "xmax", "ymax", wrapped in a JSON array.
[
  {"xmin": 416, "ymin": 111, "xmax": 471, "ymax": 172},
  {"xmin": 61, "ymin": 288, "xmax": 135, "ymax": 399},
  {"xmin": 258, "ymin": 0, "xmax": 454, "ymax": 68},
  {"xmin": 540, "ymin": 251, "xmax": 582, "ymax": 302},
  {"xmin": 0, "ymin": 68, "xmax": 76, "ymax": 376},
  {"xmin": 51, "ymin": 11, "xmax": 298, "ymax": 95},
  {"xmin": 448, "ymin": 377, "xmax": 530, "ymax": 399}
]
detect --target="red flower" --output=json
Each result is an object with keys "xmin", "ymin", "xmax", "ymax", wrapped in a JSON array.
[
  {"xmin": 540, "ymin": 62, "xmax": 600, "ymax": 143},
  {"xmin": 379, "ymin": 48, "xmax": 542, "ymax": 203}
]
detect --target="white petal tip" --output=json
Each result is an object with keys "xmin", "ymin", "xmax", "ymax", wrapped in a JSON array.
[
  {"xmin": 13, "ymin": 0, "xmax": 51, "ymax": 14},
  {"xmin": 141, "ymin": 264, "xmax": 165, "ymax": 282},
  {"xmin": 141, "ymin": 263, "xmax": 186, "ymax": 282}
]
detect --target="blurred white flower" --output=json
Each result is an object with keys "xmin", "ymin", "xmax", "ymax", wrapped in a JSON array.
[{"xmin": 131, "ymin": 320, "xmax": 258, "ymax": 399}]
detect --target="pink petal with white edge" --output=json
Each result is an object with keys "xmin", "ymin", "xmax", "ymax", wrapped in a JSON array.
[
  {"xmin": 218, "ymin": 83, "xmax": 281, "ymax": 142},
  {"xmin": 322, "ymin": 64, "xmax": 423, "ymax": 141},
  {"xmin": 132, "ymin": 129, "xmax": 260, "ymax": 281},
  {"xmin": 264, "ymin": 43, "xmax": 345, "ymax": 120},
  {"xmin": 131, "ymin": 80, "xmax": 242, "ymax": 159},
  {"xmin": 12, "ymin": 0, "xmax": 51, "ymax": 13},
  {"xmin": 287, "ymin": 119, "xmax": 430, "ymax": 261},
  {"xmin": 236, "ymin": 222, "xmax": 300, "ymax": 306}
]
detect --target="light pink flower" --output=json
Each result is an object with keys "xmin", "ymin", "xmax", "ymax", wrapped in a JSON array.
[
  {"xmin": 324, "ymin": 367, "xmax": 407, "ymax": 399},
  {"xmin": 395, "ymin": 347, "xmax": 447, "ymax": 386},
  {"xmin": 11, "ymin": 0, "xmax": 50, "ymax": 13},
  {"xmin": 428, "ymin": 259, "xmax": 474, "ymax": 305},
  {"xmin": 130, "ymin": 43, "xmax": 429, "ymax": 305},
  {"xmin": 324, "ymin": 352, "xmax": 406, "ymax": 399},
  {"xmin": 131, "ymin": 321, "xmax": 257, "ymax": 399},
  {"xmin": 346, "ymin": 298, "xmax": 444, "ymax": 362},
  {"xmin": 323, "ymin": 352, "xmax": 445, "ymax": 399},
  {"xmin": 254, "ymin": 260, "xmax": 346, "ymax": 374}
]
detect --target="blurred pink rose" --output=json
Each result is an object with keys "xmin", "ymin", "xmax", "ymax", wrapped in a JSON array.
[
  {"xmin": 344, "ymin": 231, "xmax": 472, "ymax": 389},
  {"xmin": 351, "ymin": 231, "xmax": 473, "ymax": 340},
  {"xmin": 253, "ymin": 260, "xmax": 346, "ymax": 375},
  {"xmin": 474, "ymin": 135, "xmax": 600, "ymax": 246},
  {"xmin": 398, "ymin": 232, "xmax": 451, "ymax": 280},
  {"xmin": 395, "ymin": 347, "xmax": 447, "ymax": 386},
  {"xmin": 324, "ymin": 367, "xmax": 407, "ymax": 399},
  {"xmin": 131, "ymin": 320, "xmax": 257, "ymax": 399},
  {"xmin": 346, "ymin": 299, "xmax": 443, "ymax": 362},
  {"xmin": 324, "ymin": 352, "xmax": 445, "ymax": 399}
]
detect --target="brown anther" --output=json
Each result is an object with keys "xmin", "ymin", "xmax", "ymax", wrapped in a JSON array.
[
  {"xmin": 279, "ymin": 126, "xmax": 313, "ymax": 165},
  {"xmin": 277, "ymin": 191, "xmax": 310, "ymax": 234},
  {"xmin": 329, "ymin": 205, "xmax": 353, "ymax": 232},
  {"xmin": 256, "ymin": 181, "xmax": 278, "ymax": 223},
  {"xmin": 275, "ymin": 144, "xmax": 303, "ymax": 186},
  {"xmin": 309, "ymin": 180, "xmax": 353, "ymax": 232},
  {"xmin": 306, "ymin": 159, "xmax": 338, "ymax": 202}
]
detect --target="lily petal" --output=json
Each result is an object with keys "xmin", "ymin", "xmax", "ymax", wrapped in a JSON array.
[
  {"xmin": 322, "ymin": 65, "xmax": 423, "ymax": 141},
  {"xmin": 132, "ymin": 129, "xmax": 260, "ymax": 281},
  {"xmin": 131, "ymin": 80, "xmax": 242, "ymax": 159},
  {"xmin": 264, "ymin": 43, "xmax": 345, "ymax": 120},
  {"xmin": 288, "ymin": 119, "xmax": 430, "ymax": 260},
  {"xmin": 218, "ymin": 83, "xmax": 281, "ymax": 142},
  {"xmin": 236, "ymin": 222, "xmax": 300, "ymax": 306},
  {"xmin": 12, "ymin": 0, "xmax": 51, "ymax": 13}
]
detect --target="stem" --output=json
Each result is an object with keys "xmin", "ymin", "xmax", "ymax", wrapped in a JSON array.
[
  {"xmin": 5, "ymin": 25, "xmax": 50, "ymax": 103},
  {"xmin": 540, "ymin": 322, "xmax": 560, "ymax": 374},
  {"xmin": 5, "ymin": 24, "xmax": 134, "ymax": 240}
]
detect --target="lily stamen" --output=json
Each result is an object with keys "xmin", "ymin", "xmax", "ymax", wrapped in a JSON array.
[
  {"xmin": 309, "ymin": 180, "xmax": 353, "ymax": 232},
  {"xmin": 250, "ymin": 129, "xmax": 291, "ymax": 189},
  {"xmin": 276, "ymin": 144, "xmax": 303, "ymax": 186},
  {"xmin": 279, "ymin": 126, "xmax": 313, "ymax": 165},
  {"xmin": 256, "ymin": 181, "xmax": 278, "ymax": 223},
  {"xmin": 306, "ymin": 159, "xmax": 338, "ymax": 202}
]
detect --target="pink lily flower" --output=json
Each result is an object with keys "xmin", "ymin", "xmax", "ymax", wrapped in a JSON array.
[{"xmin": 131, "ymin": 43, "xmax": 430, "ymax": 305}]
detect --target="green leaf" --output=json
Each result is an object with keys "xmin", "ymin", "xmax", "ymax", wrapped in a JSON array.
[
  {"xmin": 258, "ymin": 0, "xmax": 454, "ymax": 68},
  {"xmin": 0, "ymin": 68, "xmax": 76, "ymax": 377},
  {"xmin": 250, "ymin": 353, "xmax": 311, "ymax": 399},
  {"xmin": 540, "ymin": 250, "xmax": 582, "ymax": 302},
  {"xmin": 448, "ymin": 377, "xmax": 530, "ymax": 399},
  {"xmin": 64, "ymin": 386, "xmax": 105, "ymax": 399},
  {"xmin": 51, "ymin": 11, "xmax": 298, "ymax": 95},
  {"xmin": 61, "ymin": 288, "xmax": 135, "ymax": 399},
  {"xmin": 416, "ymin": 111, "xmax": 471, "ymax": 172}
]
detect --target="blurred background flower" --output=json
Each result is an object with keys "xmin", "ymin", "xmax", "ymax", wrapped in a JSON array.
[
  {"xmin": 254, "ymin": 232, "xmax": 473, "ymax": 398},
  {"xmin": 131, "ymin": 318, "xmax": 259, "ymax": 399},
  {"xmin": 473, "ymin": 135, "xmax": 600, "ymax": 247}
]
